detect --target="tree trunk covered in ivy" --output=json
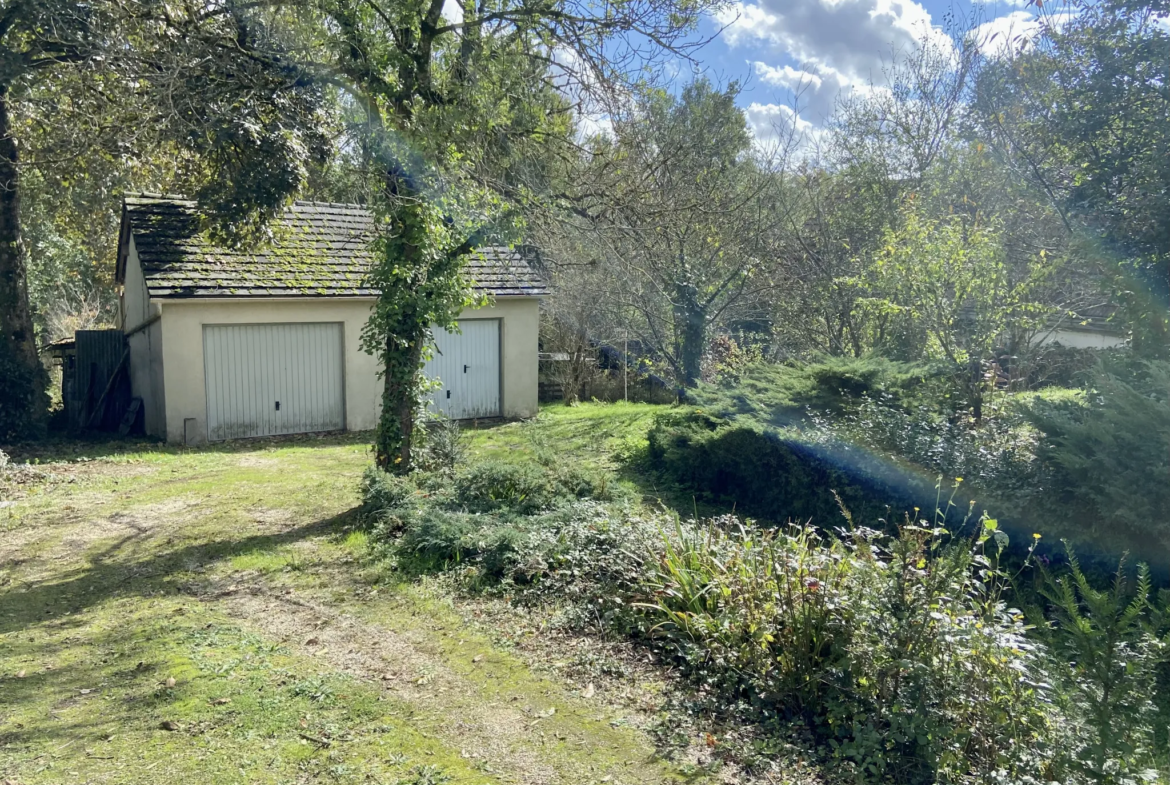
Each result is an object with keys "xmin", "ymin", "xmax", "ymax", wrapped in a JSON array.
[
  {"xmin": 365, "ymin": 172, "xmax": 474, "ymax": 474},
  {"xmin": 0, "ymin": 88, "xmax": 47, "ymax": 440},
  {"xmin": 369, "ymin": 192, "xmax": 430, "ymax": 472},
  {"xmin": 375, "ymin": 327, "xmax": 426, "ymax": 471}
]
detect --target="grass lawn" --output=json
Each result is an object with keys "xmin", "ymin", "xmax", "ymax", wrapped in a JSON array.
[{"xmin": 0, "ymin": 402, "xmax": 710, "ymax": 785}]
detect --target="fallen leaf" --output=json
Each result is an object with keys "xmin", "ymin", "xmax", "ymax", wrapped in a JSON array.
[
  {"xmin": 15, "ymin": 670, "xmax": 25, "ymax": 678},
  {"xmin": 304, "ymin": 637, "xmax": 320, "ymax": 646},
  {"xmin": 165, "ymin": 677, "xmax": 176, "ymax": 688},
  {"xmin": 582, "ymin": 683, "xmax": 595, "ymax": 698},
  {"xmin": 380, "ymin": 673, "xmax": 396, "ymax": 681},
  {"xmin": 79, "ymin": 688, "xmax": 92, "ymax": 695},
  {"xmin": 159, "ymin": 721, "xmax": 180, "ymax": 732},
  {"xmin": 210, "ymin": 697, "xmax": 231, "ymax": 706},
  {"xmin": 472, "ymin": 655, "xmax": 484, "ymax": 663}
]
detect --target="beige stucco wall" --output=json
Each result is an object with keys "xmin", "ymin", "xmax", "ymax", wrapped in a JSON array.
[
  {"xmin": 120, "ymin": 237, "xmax": 166, "ymax": 438},
  {"xmin": 143, "ymin": 291, "xmax": 538, "ymax": 444},
  {"xmin": 480, "ymin": 296, "xmax": 540, "ymax": 421}
]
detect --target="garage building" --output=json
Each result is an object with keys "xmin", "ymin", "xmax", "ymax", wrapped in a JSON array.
[{"xmin": 116, "ymin": 195, "xmax": 546, "ymax": 444}]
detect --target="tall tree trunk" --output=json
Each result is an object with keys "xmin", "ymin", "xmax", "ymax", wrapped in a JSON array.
[
  {"xmin": 374, "ymin": 330, "xmax": 424, "ymax": 471},
  {"xmin": 370, "ymin": 168, "xmax": 432, "ymax": 474},
  {"xmin": 675, "ymin": 283, "xmax": 705, "ymax": 387},
  {"xmin": 0, "ymin": 87, "xmax": 47, "ymax": 441}
]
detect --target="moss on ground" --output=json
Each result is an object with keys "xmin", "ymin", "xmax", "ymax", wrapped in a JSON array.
[{"xmin": 1, "ymin": 403, "xmax": 700, "ymax": 785}]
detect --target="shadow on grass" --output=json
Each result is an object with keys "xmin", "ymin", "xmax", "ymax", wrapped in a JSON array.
[
  {"xmin": 614, "ymin": 454, "xmax": 737, "ymax": 523},
  {"xmin": 4, "ymin": 416, "xmax": 535, "ymax": 465},
  {"xmin": 0, "ymin": 507, "xmax": 360, "ymax": 638},
  {"xmin": 2, "ymin": 430, "xmax": 375, "ymax": 464}
]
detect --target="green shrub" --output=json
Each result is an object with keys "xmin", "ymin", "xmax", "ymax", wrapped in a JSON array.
[
  {"xmin": 453, "ymin": 460, "xmax": 615, "ymax": 515},
  {"xmin": 391, "ymin": 506, "xmax": 510, "ymax": 573},
  {"xmin": 823, "ymin": 395, "xmax": 1043, "ymax": 495},
  {"xmin": 549, "ymin": 463, "xmax": 614, "ymax": 502},
  {"xmin": 1026, "ymin": 361, "xmax": 1170, "ymax": 549},
  {"xmin": 360, "ymin": 466, "xmax": 418, "ymax": 515},
  {"xmin": 655, "ymin": 357, "xmax": 1170, "ymax": 565},
  {"xmin": 1031, "ymin": 546, "xmax": 1170, "ymax": 783},
  {"xmin": 383, "ymin": 500, "xmax": 654, "ymax": 588},
  {"xmin": 686, "ymin": 357, "xmax": 950, "ymax": 423},
  {"xmin": 416, "ymin": 413, "xmax": 469, "ymax": 473},
  {"xmin": 453, "ymin": 461, "xmax": 555, "ymax": 514},
  {"xmin": 646, "ymin": 410, "xmax": 934, "ymax": 526},
  {"xmin": 639, "ymin": 517, "xmax": 1057, "ymax": 783}
]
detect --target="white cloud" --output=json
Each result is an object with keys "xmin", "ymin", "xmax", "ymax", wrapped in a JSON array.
[
  {"xmin": 718, "ymin": 0, "xmax": 953, "ymax": 84},
  {"xmin": 577, "ymin": 113, "xmax": 615, "ymax": 140},
  {"xmin": 752, "ymin": 62, "xmax": 864, "ymax": 123},
  {"xmin": 969, "ymin": 11, "xmax": 1041, "ymax": 58},
  {"xmin": 1154, "ymin": 14, "xmax": 1169, "ymax": 32},
  {"xmin": 744, "ymin": 102, "xmax": 812, "ymax": 145},
  {"xmin": 720, "ymin": 0, "xmax": 955, "ymax": 133}
]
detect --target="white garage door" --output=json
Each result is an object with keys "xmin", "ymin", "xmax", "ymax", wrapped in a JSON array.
[
  {"xmin": 203, "ymin": 323, "xmax": 345, "ymax": 441},
  {"xmin": 425, "ymin": 320, "xmax": 501, "ymax": 419}
]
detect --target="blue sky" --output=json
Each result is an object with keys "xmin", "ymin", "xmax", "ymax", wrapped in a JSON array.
[{"xmin": 676, "ymin": 0, "xmax": 1049, "ymax": 141}]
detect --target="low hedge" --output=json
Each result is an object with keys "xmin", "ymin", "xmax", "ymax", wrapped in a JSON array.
[{"xmin": 647, "ymin": 410, "xmax": 937, "ymax": 528}]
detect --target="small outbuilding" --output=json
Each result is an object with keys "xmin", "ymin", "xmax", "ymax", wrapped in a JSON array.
[{"xmin": 116, "ymin": 195, "xmax": 547, "ymax": 444}]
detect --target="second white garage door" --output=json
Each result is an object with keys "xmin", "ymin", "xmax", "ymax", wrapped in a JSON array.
[
  {"xmin": 425, "ymin": 320, "xmax": 501, "ymax": 419},
  {"xmin": 203, "ymin": 323, "xmax": 346, "ymax": 441}
]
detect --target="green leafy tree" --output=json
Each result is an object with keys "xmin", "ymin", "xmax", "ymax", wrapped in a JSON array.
[
  {"xmin": 559, "ymin": 79, "xmax": 781, "ymax": 387},
  {"xmin": 280, "ymin": 0, "xmax": 721, "ymax": 469},
  {"xmin": 974, "ymin": 0, "xmax": 1170, "ymax": 354},
  {"xmin": 860, "ymin": 206, "xmax": 1056, "ymax": 416},
  {"xmin": 0, "ymin": 2, "xmax": 330, "ymax": 441}
]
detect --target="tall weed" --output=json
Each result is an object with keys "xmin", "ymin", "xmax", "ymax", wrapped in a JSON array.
[
  {"xmin": 640, "ymin": 516, "xmax": 1055, "ymax": 783},
  {"xmin": 1031, "ymin": 546, "xmax": 1170, "ymax": 783}
]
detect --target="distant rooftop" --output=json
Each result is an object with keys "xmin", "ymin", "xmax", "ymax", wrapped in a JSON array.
[{"xmin": 117, "ymin": 195, "xmax": 548, "ymax": 298}]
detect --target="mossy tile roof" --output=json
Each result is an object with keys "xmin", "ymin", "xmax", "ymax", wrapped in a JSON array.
[{"xmin": 120, "ymin": 195, "xmax": 548, "ymax": 298}]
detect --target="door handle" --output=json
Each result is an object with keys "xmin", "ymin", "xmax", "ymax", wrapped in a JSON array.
[
  {"xmin": 446, "ymin": 390, "xmax": 451, "ymax": 399},
  {"xmin": 463, "ymin": 365, "xmax": 468, "ymax": 373}
]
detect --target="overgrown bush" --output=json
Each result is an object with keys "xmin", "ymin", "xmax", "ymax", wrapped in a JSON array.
[
  {"xmin": 416, "ymin": 413, "xmax": 469, "ymax": 473},
  {"xmin": 1025, "ymin": 362, "xmax": 1170, "ymax": 549},
  {"xmin": 654, "ymin": 356, "xmax": 1170, "ymax": 566},
  {"xmin": 453, "ymin": 460, "xmax": 614, "ymax": 515},
  {"xmin": 373, "ymin": 497, "xmax": 656, "ymax": 589},
  {"xmin": 361, "ymin": 445, "xmax": 1170, "ymax": 782},
  {"xmin": 686, "ymin": 357, "xmax": 951, "ymax": 422},
  {"xmin": 647, "ymin": 409, "xmax": 935, "ymax": 526},
  {"xmin": 363, "ymin": 458, "xmax": 627, "ymax": 582},
  {"xmin": 454, "ymin": 461, "xmax": 552, "ymax": 513},
  {"xmin": 1030, "ymin": 546, "xmax": 1170, "ymax": 783},
  {"xmin": 822, "ymin": 395, "xmax": 1044, "ymax": 495},
  {"xmin": 360, "ymin": 466, "xmax": 419, "ymax": 516},
  {"xmin": 639, "ymin": 517, "xmax": 1057, "ymax": 783}
]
